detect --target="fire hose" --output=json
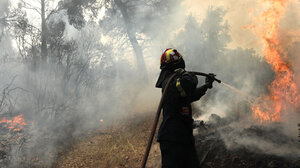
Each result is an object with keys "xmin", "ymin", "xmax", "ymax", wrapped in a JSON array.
[{"xmin": 140, "ymin": 71, "xmax": 221, "ymax": 168}]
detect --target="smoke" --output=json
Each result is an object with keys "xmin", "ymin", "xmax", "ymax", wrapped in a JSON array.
[
  {"xmin": 0, "ymin": 0, "xmax": 15, "ymax": 61},
  {"xmin": 167, "ymin": 2, "xmax": 299, "ymax": 158},
  {"xmin": 164, "ymin": 1, "xmax": 299, "ymax": 157},
  {"xmin": 0, "ymin": 6, "xmax": 144, "ymax": 167},
  {"xmin": 49, "ymin": 10, "xmax": 80, "ymax": 42},
  {"xmin": 282, "ymin": 1, "xmax": 300, "ymax": 94},
  {"xmin": 0, "ymin": 0, "xmax": 299, "ymax": 167},
  {"xmin": 182, "ymin": 0, "xmax": 260, "ymax": 51},
  {"xmin": 281, "ymin": 14, "xmax": 300, "ymax": 141},
  {"xmin": 0, "ymin": 0, "xmax": 9, "ymax": 17},
  {"xmin": 219, "ymin": 121, "xmax": 300, "ymax": 158}
]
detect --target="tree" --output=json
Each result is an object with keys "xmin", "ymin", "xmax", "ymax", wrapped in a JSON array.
[
  {"xmin": 0, "ymin": 0, "xmax": 18, "ymax": 62},
  {"xmin": 41, "ymin": 0, "xmax": 47, "ymax": 61},
  {"xmin": 99, "ymin": 0, "xmax": 181, "ymax": 80},
  {"xmin": 114, "ymin": 0, "xmax": 146, "ymax": 76},
  {"xmin": 9, "ymin": 0, "xmax": 100, "ymax": 64},
  {"xmin": 100, "ymin": 0, "xmax": 148, "ymax": 78}
]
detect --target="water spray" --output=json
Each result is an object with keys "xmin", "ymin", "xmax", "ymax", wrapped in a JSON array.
[{"xmin": 221, "ymin": 82, "xmax": 255, "ymax": 105}]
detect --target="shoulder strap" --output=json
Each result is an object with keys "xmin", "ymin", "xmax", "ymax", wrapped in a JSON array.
[
  {"xmin": 176, "ymin": 78, "xmax": 187, "ymax": 97},
  {"xmin": 174, "ymin": 69, "xmax": 189, "ymax": 97}
]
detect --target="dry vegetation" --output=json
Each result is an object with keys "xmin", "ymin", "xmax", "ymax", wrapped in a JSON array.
[{"xmin": 54, "ymin": 113, "xmax": 161, "ymax": 168}]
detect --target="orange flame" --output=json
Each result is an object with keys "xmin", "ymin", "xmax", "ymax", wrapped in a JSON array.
[
  {"xmin": 250, "ymin": 0, "xmax": 300, "ymax": 123},
  {"xmin": 1, "ymin": 3, "xmax": 298, "ymax": 127},
  {"xmin": 0, "ymin": 114, "xmax": 27, "ymax": 131}
]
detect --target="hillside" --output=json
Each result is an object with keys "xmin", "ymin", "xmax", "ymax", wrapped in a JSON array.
[{"xmin": 54, "ymin": 113, "xmax": 300, "ymax": 168}]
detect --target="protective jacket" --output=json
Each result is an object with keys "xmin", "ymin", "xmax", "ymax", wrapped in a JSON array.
[{"xmin": 156, "ymin": 69, "xmax": 209, "ymax": 144}]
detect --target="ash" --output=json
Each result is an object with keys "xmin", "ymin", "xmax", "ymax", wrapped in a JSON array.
[
  {"xmin": 0, "ymin": 127, "xmax": 30, "ymax": 167},
  {"xmin": 0, "ymin": 124, "xmax": 63, "ymax": 168},
  {"xmin": 195, "ymin": 114, "xmax": 300, "ymax": 168}
]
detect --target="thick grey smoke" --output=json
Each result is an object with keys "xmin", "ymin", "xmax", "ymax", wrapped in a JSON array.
[
  {"xmin": 161, "ymin": 6, "xmax": 299, "ymax": 158},
  {"xmin": 0, "ymin": 0, "xmax": 299, "ymax": 167},
  {"xmin": 173, "ymin": 7, "xmax": 299, "ymax": 159}
]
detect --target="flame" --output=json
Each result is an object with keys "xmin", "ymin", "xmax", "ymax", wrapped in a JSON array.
[
  {"xmin": 250, "ymin": 0, "xmax": 300, "ymax": 123},
  {"xmin": 0, "ymin": 114, "xmax": 27, "ymax": 131},
  {"xmin": 100, "ymin": 119, "xmax": 104, "ymax": 123}
]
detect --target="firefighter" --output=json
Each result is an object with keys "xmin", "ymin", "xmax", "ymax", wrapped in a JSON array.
[{"xmin": 155, "ymin": 48, "xmax": 214, "ymax": 168}]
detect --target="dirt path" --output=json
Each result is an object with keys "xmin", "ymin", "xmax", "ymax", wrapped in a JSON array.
[{"xmin": 54, "ymin": 114, "xmax": 161, "ymax": 168}]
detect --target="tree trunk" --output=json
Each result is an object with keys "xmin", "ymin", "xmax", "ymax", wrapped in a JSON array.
[
  {"xmin": 114, "ymin": 0, "xmax": 147, "ymax": 80},
  {"xmin": 41, "ymin": 0, "xmax": 47, "ymax": 62}
]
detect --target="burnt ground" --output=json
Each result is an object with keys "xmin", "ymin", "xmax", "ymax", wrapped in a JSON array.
[
  {"xmin": 54, "ymin": 113, "xmax": 300, "ymax": 168},
  {"xmin": 1, "ymin": 113, "xmax": 299, "ymax": 168},
  {"xmin": 195, "ymin": 127, "xmax": 300, "ymax": 168}
]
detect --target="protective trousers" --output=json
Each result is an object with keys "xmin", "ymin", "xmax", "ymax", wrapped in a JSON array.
[{"xmin": 160, "ymin": 141, "xmax": 200, "ymax": 168}]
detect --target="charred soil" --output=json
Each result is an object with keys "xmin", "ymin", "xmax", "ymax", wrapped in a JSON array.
[{"xmin": 53, "ymin": 113, "xmax": 300, "ymax": 168}]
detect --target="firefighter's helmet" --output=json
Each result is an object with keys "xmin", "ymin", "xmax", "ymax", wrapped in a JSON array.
[{"xmin": 160, "ymin": 48, "xmax": 183, "ymax": 66}]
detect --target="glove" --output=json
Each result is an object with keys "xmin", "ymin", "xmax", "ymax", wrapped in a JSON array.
[{"xmin": 205, "ymin": 73, "xmax": 216, "ymax": 89}]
